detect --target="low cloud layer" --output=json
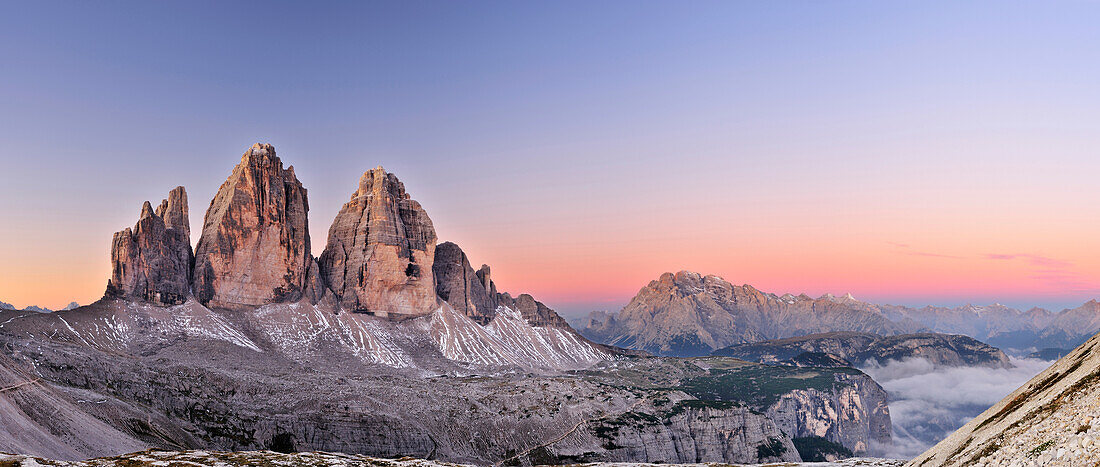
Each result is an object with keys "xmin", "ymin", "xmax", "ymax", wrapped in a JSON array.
[{"xmin": 861, "ymin": 357, "xmax": 1053, "ymax": 459}]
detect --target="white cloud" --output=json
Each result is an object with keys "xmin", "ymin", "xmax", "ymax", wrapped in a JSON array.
[{"xmin": 860, "ymin": 357, "xmax": 1052, "ymax": 458}]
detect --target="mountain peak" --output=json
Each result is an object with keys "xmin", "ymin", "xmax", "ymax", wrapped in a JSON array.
[
  {"xmin": 139, "ymin": 201, "xmax": 154, "ymax": 220},
  {"xmin": 319, "ymin": 165, "xmax": 437, "ymax": 316},
  {"xmin": 106, "ymin": 187, "xmax": 193, "ymax": 306},
  {"xmin": 242, "ymin": 142, "xmax": 278, "ymax": 165},
  {"xmin": 193, "ymin": 144, "xmax": 312, "ymax": 309}
]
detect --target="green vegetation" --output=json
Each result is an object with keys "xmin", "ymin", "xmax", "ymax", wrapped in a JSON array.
[
  {"xmin": 661, "ymin": 399, "xmax": 740, "ymax": 418},
  {"xmin": 1027, "ymin": 440, "xmax": 1055, "ymax": 458},
  {"xmin": 593, "ymin": 409, "xmax": 663, "ymax": 441},
  {"xmin": 756, "ymin": 437, "xmax": 788, "ymax": 459},
  {"xmin": 792, "ymin": 436, "xmax": 852, "ymax": 462},
  {"xmin": 677, "ymin": 365, "xmax": 861, "ymax": 407}
]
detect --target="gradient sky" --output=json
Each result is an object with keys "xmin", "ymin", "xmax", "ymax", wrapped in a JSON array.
[{"xmin": 3, "ymin": 2, "xmax": 1100, "ymax": 316}]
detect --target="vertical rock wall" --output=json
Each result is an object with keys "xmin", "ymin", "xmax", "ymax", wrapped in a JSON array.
[
  {"xmin": 192, "ymin": 143, "xmax": 313, "ymax": 309},
  {"xmin": 319, "ymin": 167, "xmax": 438, "ymax": 316},
  {"xmin": 106, "ymin": 186, "xmax": 193, "ymax": 306}
]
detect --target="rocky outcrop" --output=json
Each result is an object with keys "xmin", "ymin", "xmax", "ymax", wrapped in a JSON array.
[
  {"xmin": 714, "ymin": 331, "xmax": 1014, "ymax": 369},
  {"xmin": 192, "ymin": 144, "xmax": 313, "ymax": 309},
  {"xmin": 765, "ymin": 372, "xmax": 892, "ymax": 455},
  {"xmin": 498, "ymin": 292, "xmax": 570, "ymax": 328},
  {"xmin": 432, "ymin": 242, "xmax": 496, "ymax": 324},
  {"xmin": 319, "ymin": 167, "xmax": 437, "ymax": 316},
  {"xmin": 433, "ymin": 241, "xmax": 576, "ymax": 330},
  {"xmin": 546, "ymin": 393, "xmax": 800, "ymax": 464},
  {"xmin": 105, "ymin": 187, "xmax": 193, "ymax": 306}
]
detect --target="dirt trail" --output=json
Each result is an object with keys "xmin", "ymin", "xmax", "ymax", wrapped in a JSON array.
[
  {"xmin": 0, "ymin": 377, "xmax": 40, "ymax": 393},
  {"xmin": 494, "ymin": 395, "xmax": 647, "ymax": 466}
]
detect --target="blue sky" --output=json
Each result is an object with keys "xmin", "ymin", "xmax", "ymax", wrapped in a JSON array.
[{"xmin": 3, "ymin": 2, "xmax": 1100, "ymax": 316}]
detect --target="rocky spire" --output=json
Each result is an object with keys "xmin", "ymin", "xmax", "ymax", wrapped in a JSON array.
[
  {"xmin": 105, "ymin": 187, "xmax": 193, "ymax": 306},
  {"xmin": 433, "ymin": 242, "xmax": 496, "ymax": 324},
  {"xmin": 433, "ymin": 241, "xmax": 571, "ymax": 329},
  {"xmin": 318, "ymin": 166, "xmax": 438, "ymax": 316},
  {"xmin": 192, "ymin": 143, "xmax": 314, "ymax": 309},
  {"xmin": 155, "ymin": 186, "xmax": 190, "ymax": 239}
]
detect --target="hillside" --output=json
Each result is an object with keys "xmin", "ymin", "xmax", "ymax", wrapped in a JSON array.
[
  {"xmin": 714, "ymin": 332, "xmax": 1013, "ymax": 369},
  {"xmin": 908, "ymin": 328, "xmax": 1100, "ymax": 466}
]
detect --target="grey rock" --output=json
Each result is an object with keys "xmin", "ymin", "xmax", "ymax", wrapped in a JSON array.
[
  {"xmin": 105, "ymin": 187, "xmax": 193, "ymax": 306},
  {"xmin": 433, "ymin": 242, "xmax": 496, "ymax": 324},
  {"xmin": 0, "ymin": 298, "xmax": 893, "ymax": 464}
]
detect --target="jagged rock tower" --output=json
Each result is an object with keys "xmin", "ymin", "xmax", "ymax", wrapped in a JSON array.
[
  {"xmin": 106, "ymin": 186, "xmax": 193, "ymax": 305},
  {"xmin": 433, "ymin": 241, "xmax": 497, "ymax": 324},
  {"xmin": 432, "ymin": 241, "xmax": 570, "ymax": 328},
  {"xmin": 319, "ymin": 167, "xmax": 438, "ymax": 316},
  {"xmin": 192, "ymin": 144, "xmax": 318, "ymax": 309}
]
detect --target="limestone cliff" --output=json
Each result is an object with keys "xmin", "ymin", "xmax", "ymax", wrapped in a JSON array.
[
  {"xmin": 432, "ymin": 241, "xmax": 571, "ymax": 329},
  {"xmin": 192, "ymin": 144, "xmax": 313, "ymax": 309},
  {"xmin": 432, "ymin": 241, "xmax": 496, "ymax": 324},
  {"xmin": 765, "ymin": 371, "xmax": 892, "ymax": 455},
  {"xmin": 105, "ymin": 187, "xmax": 193, "ymax": 306},
  {"xmin": 319, "ymin": 167, "xmax": 437, "ymax": 316}
]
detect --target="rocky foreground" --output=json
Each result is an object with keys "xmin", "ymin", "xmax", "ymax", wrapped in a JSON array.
[{"xmin": 0, "ymin": 450, "xmax": 906, "ymax": 467}]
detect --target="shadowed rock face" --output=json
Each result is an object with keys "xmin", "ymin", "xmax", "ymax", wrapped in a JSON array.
[
  {"xmin": 106, "ymin": 187, "xmax": 193, "ymax": 306},
  {"xmin": 432, "ymin": 241, "xmax": 573, "ymax": 329},
  {"xmin": 433, "ymin": 242, "xmax": 496, "ymax": 324},
  {"xmin": 319, "ymin": 167, "xmax": 437, "ymax": 316},
  {"xmin": 499, "ymin": 292, "xmax": 571, "ymax": 328},
  {"xmin": 192, "ymin": 144, "xmax": 312, "ymax": 309}
]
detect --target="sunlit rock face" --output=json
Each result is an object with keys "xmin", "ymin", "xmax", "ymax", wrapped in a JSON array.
[
  {"xmin": 192, "ymin": 144, "xmax": 313, "ymax": 309},
  {"xmin": 318, "ymin": 167, "xmax": 438, "ymax": 316},
  {"xmin": 106, "ymin": 186, "xmax": 193, "ymax": 306},
  {"xmin": 581, "ymin": 271, "xmax": 920, "ymax": 357}
]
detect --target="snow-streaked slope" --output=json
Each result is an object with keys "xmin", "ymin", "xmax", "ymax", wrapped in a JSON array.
[
  {"xmin": 252, "ymin": 302, "xmax": 415, "ymax": 368},
  {"xmin": 251, "ymin": 301, "xmax": 611, "ymax": 371},
  {"xmin": 0, "ymin": 300, "xmax": 261, "ymax": 353},
  {"xmin": 16, "ymin": 298, "xmax": 612, "ymax": 372},
  {"xmin": 430, "ymin": 305, "xmax": 609, "ymax": 369}
]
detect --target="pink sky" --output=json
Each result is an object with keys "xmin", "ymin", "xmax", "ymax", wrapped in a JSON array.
[{"xmin": 2, "ymin": 2, "xmax": 1100, "ymax": 316}]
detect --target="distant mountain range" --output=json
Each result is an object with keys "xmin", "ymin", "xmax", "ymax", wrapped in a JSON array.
[
  {"xmin": 578, "ymin": 271, "xmax": 1100, "ymax": 357},
  {"xmin": 713, "ymin": 332, "xmax": 1012, "ymax": 369},
  {"xmin": 0, "ymin": 301, "xmax": 78, "ymax": 313}
]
